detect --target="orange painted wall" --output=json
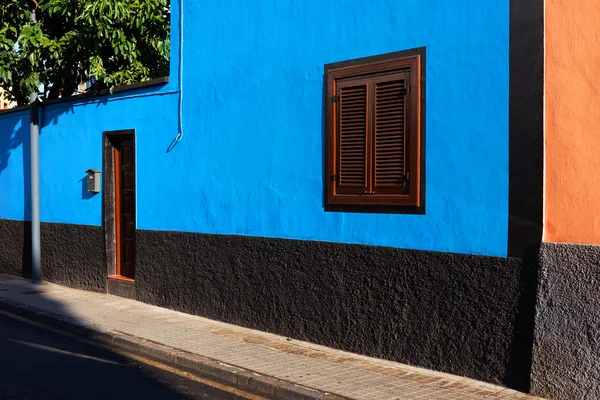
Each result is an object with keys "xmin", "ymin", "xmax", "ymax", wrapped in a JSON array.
[{"xmin": 545, "ymin": 0, "xmax": 600, "ymax": 243}]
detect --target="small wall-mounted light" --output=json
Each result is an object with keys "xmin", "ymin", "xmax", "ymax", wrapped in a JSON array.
[{"xmin": 86, "ymin": 169, "xmax": 101, "ymax": 193}]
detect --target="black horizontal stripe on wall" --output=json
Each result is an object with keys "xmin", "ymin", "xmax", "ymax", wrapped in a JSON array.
[{"xmin": 0, "ymin": 219, "xmax": 106, "ymax": 293}]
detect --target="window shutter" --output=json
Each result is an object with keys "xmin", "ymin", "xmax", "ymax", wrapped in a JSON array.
[
  {"xmin": 372, "ymin": 73, "xmax": 409, "ymax": 194},
  {"xmin": 326, "ymin": 51, "xmax": 422, "ymax": 209},
  {"xmin": 336, "ymin": 80, "xmax": 369, "ymax": 194}
]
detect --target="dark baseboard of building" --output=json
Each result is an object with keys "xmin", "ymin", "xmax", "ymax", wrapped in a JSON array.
[
  {"xmin": 0, "ymin": 218, "xmax": 537, "ymax": 391},
  {"xmin": 531, "ymin": 242, "xmax": 600, "ymax": 400},
  {"xmin": 135, "ymin": 229, "xmax": 537, "ymax": 391},
  {"xmin": 41, "ymin": 222, "xmax": 106, "ymax": 293},
  {"xmin": 0, "ymin": 218, "xmax": 29, "ymax": 278},
  {"xmin": 0, "ymin": 219, "xmax": 106, "ymax": 292}
]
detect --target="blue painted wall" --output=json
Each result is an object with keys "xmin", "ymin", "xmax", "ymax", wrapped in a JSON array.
[
  {"xmin": 0, "ymin": 0, "xmax": 510, "ymax": 257},
  {"xmin": 0, "ymin": 90, "xmax": 179, "ymax": 226},
  {"xmin": 0, "ymin": 110, "xmax": 30, "ymax": 221},
  {"xmin": 0, "ymin": 0, "xmax": 181, "ymax": 225}
]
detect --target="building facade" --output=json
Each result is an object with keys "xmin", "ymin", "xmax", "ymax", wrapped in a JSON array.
[{"xmin": 0, "ymin": 1, "xmax": 597, "ymax": 398}]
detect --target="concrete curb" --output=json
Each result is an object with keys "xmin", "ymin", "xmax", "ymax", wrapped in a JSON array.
[{"xmin": 0, "ymin": 298, "xmax": 348, "ymax": 400}]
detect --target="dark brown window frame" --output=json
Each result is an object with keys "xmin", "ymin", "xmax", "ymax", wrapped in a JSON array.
[{"xmin": 325, "ymin": 48, "xmax": 425, "ymax": 213}]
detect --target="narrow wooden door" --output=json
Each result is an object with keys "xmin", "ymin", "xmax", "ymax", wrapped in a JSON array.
[{"xmin": 114, "ymin": 137, "xmax": 136, "ymax": 279}]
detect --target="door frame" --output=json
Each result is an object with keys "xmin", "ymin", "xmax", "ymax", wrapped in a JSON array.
[{"xmin": 103, "ymin": 129, "xmax": 136, "ymax": 281}]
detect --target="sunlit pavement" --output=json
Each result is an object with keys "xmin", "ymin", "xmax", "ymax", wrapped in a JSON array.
[{"xmin": 0, "ymin": 276, "xmax": 542, "ymax": 400}]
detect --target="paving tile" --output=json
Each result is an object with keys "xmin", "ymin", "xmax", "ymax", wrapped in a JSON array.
[{"xmin": 0, "ymin": 275, "xmax": 542, "ymax": 400}]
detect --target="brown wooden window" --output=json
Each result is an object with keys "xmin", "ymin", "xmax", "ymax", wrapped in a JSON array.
[{"xmin": 325, "ymin": 49, "xmax": 424, "ymax": 212}]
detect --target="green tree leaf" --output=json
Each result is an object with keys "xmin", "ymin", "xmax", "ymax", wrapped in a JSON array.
[{"xmin": 0, "ymin": 0, "xmax": 171, "ymax": 106}]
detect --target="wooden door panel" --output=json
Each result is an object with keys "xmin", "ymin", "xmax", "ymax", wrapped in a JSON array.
[
  {"xmin": 123, "ymin": 193, "xmax": 134, "ymax": 216},
  {"xmin": 123, "ymin": 172, "xmax": 135, "ymax": 190},
  {"xmin": 124, "ymin": 222, "xmax": 135, "ymax": 238},
  {"xmin": 122, "ymin": 145, "xmax": 133, "ymax": 166},
  {"xmin": 114, "ymin": 136, "xmax": 136, "ymax": 280},
  {"xmin": 121, "ymin": 241, "xmax": 135, "ymax": 278}
]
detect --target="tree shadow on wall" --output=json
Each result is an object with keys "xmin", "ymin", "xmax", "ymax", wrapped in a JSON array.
[
  {"xmin": 0, "ymin": 111, "xmax": 29, "ymax": 187},
  {"xmin": 0, "ymin": 115, "xmax": 31, "ymax": 278},
  {"xmin": 0, "ymin": 105, "xmax": 75, "ymax": 279},
  {"xmin": 0, "ymin": 96, "xmax": 99, "ymax": 180},
  {"xmin": 0, "ymin": 105, "xmax": 73, "ymax": 205}
]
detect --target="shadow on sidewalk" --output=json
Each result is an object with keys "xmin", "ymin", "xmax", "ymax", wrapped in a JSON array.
[{"xmin": 0, "ymin": 275, "xmax": 245, "ymax": 400}]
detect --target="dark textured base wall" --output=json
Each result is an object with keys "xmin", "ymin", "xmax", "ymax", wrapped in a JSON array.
[
  {"xmin": 135, "ymin": 230, "xmax": 537, "ymax": 391},
  {"xmin": 0, "ymin": 219, "xmax": 28, "ymax": 277},
  {"xmin": 531, "ymin": 242, "xmax": 600, "ymax": 400},
  {"xmin": 0, "ymin": 219, "xmax": 106, "ymax": 292}
]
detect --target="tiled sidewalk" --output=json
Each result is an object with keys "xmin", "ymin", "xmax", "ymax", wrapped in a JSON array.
[{"xmin": 0, "ymin": 275, "xmax": 541, "ymax": 400}]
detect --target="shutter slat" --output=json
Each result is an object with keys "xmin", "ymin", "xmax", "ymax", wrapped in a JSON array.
[
  {"xmin": 341, "ymin": 140, "xmax": 367, "ymax": 144},
  {"xmin": 374, "ymin": 77, "xmax": 407, "ymax": 189},
  {"xmin": 374, "ymin": 99, "xmax": 402, "ymax": 106},
  {"xmin": 341, "ymin": 136, "xmax": 367, "ymax": 140},
  {"xmin": 341, "ymin": 87, "xmax": 367, "ymax": 94},
  {"xmin": 341, "ymin": 111, "xmax": 367, "ymax": 117},
  {"xmin": 341, "ymin": 122, "xmax": 368, "ymax": 128},
  {"xmin": 376, "ymin": 110, "xmax": 405, "ymax": 116},
  {"xmin": 338, "ymin": 83, "xmax": 368, "ymax": 190},
  {"xmin": 341, "ymin": 98, "xmax": 367, "ymax": 104},
  {"xmin": 375, "ymin": 127, "xmax": 405, "ymax": 134},
  {"xmin": 376, "ymin": 115, "xmax": 405, "ymax": 122}
]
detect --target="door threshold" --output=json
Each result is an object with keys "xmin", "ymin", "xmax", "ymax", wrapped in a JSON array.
[{"xmin": 108, "ymin": 275, "xmax": 134, "ymax": 284}]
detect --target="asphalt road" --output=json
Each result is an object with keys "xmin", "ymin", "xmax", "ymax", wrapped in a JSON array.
[{"xmin": 0, "ymin": 312, "xmax": 267, "ymax": 400}]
